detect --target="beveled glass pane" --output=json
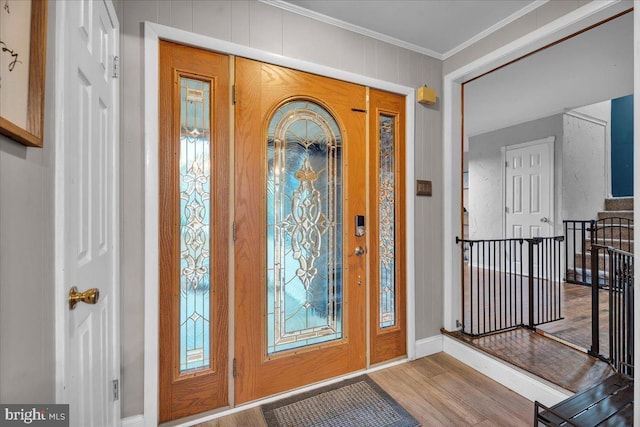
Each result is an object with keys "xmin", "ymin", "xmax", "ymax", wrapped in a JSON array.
[
  {"xmin": 267, "ymin": 100, "xmax": 343, "ymax": 354},
  {"xmin": 379, "ymin": 114, "xmax": 396, "ymax": 329},
  {"xmin": 179, "ymin": 77, "xmax": 211, "ymax": 372}
]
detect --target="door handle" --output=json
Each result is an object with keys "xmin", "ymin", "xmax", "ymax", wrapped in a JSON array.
[
  {"xmin": 540, "ymin": 217, "xmax": 550, "ymax": 223},
  {"xmin": 354, "ymin": 246, "xmax": 366, "ymax": 256},
  {"xmin": 69, "ymin": 286, "xmax": 100, "ymax": 310}
]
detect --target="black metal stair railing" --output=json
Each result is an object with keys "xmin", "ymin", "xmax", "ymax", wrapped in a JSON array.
[
  {"xmin": 564, "ymin": 219, "xmax": 592, "ymax": 285},
  {"xmin": 456, "ymin": 236, "xmax": 564, "ymax": 336},
  {"xmin": 564, "ymin": 217, "xmax": 633, "ymax": 287},
  {"xmin": 590, "ymin": 244, "xmax": 634, "ymax": 377}
]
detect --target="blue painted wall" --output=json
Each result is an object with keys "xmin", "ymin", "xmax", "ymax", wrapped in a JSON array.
[{"xmin": 611, "ymin": 95, "xmax": 634, "ymax": 197}]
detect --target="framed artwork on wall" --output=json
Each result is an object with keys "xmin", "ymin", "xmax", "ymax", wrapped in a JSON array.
[{"xmin": 0, "ymin": 0, "xmax": 47, "ymax": 148}]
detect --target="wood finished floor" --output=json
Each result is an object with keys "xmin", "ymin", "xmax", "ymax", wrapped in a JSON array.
[
  {"xmin": 446, "ymin": 328, "xmax": 614, "ymax": 393},
  {"xmin": 195, "ymin": 352, "xmax": 533, "ymax": 427},
  {"xmin": 462, "ymin": 266, "xmax": 609, "ymax": 356},
  {"xmin": 537, "ymin": 282, "xmax": 610, "ymax": 357}
]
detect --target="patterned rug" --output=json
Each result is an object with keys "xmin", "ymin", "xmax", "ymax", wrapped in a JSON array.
[{"xmin": 261, "ymin": 375, "xmax": 420, "ymax": 427}]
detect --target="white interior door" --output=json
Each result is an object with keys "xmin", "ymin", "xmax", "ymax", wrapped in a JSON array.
[
  {"xmin": 504, "ymin": 137, "xmax": 554, "ymax": 274},
  {"xmin": 505, "ymin": 137, "xmax": 554, "ymax": 239},
  {"xmin": 56, "ymin": 1, "xmax": 119, "ymax": 426}
]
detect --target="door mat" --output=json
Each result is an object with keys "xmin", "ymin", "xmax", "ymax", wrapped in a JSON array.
[{"xmin": 261, "ymin": 375, "xmax": 420, "ymax": 427}]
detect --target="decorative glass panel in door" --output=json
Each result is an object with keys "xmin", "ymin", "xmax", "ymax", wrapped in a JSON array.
[
  {"xmin": 368, "ymin": 88, "xmax": 406, "ymax": 365},
  {"xmin": 179, "ymin": 77, "xmax": 211, "ymax": 372},
  {"xmin": 266, "ymin": 100, "xmax": 343, "ymax": 354},
  {"xmin": 378, "ymin": 113, "xmax": 396, "ymax": 329}
]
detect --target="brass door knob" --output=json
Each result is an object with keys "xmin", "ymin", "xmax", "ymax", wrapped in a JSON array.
[{"xmin": 69, "ymin": 286, "xmax": 100, "ymax": 310}]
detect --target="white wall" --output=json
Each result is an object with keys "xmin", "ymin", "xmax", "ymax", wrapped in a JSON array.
[
  {"xmin": 562, "ymin": 112, "xmax": 607, "ymax": 221},
  {"xmin": 468, "ymin": 108, "xmax": 609, "ymax": 240},
  {"xmin": 468, "ymin": 114, "xmax": 564, "ymax": 239},
  {"xmin": 0, "ymin": 0, "xmax": 56, "ymax": 404},
  {"xmin": 115, "ymin": 0, "xmax": 443, "ymax": 418},
  {"xmin": 463, "ymin": 11, "xmax": 632, "ymax": 138}
]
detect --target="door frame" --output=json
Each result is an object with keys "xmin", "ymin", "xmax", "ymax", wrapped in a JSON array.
[
  {"xmin": 502, "ymin": 136, "xmax": 555, "ymax": 239},
  {"xmin": 442, "ymin": 0, "xmax": 634, "ymax": 334},
  {"xmin": 143, "ymin": 23, "xmax": 416, "ymax": 426},
  {"xmin": 53, "ymin": 0, "xmax": 121, "ymax": 418}
]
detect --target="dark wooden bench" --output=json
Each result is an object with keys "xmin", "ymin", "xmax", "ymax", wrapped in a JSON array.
[{"xmin": 535, "ymin": 374, "xmax": 633, "ymax": 426}]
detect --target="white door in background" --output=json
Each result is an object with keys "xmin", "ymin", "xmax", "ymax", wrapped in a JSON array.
[
  {"xmin": 505, "ymin": 137, "xmax": 555, "ymax": 239},
  {"xmin": 504, "ymin": 137, "xmax": 554, "ymax": 274},
  {"xmin": 55, "ymin": 1, "xmax": 120, "ymax": 426}
]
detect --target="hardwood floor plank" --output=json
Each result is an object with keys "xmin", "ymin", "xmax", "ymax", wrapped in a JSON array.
[
  {"xmin": 428, "ymin": 371, "xmax": 531, "ymax": 427},
  {"xmin": 445, "ymin": 328, "xmax": 615, "ymax": 392},
  {"xmin": 405, "ymin": 353, "xmax": 450, "ymax": 378},
  {"xmin": 426, "ymin": 353, "xmax": 533, "ymax": 426},
  {"xmin": 537, "ymin": 282, "xmax": 610, "ymax": 356},
  {"xmin": 194, "ymin": 352, "xmax": 533, "ymax": 427},
  {"xmin": 370, "ymin": 366, "xmax": 486, "ymax": 426},
  {"xmin": 198, "ymin": 407, "xmax": 266, "ymax": 427},
  {"xmin": 434, "ymin": 353, "xmax": 533, "ymax": 414}
]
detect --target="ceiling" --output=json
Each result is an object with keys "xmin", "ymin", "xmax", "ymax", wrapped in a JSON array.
[
  {"xmin": 269, "ymin": 0, "xmax": 542, "ymax": 59},
  {"xmin": 265, "ymin": 1, "xmax": 634, "ymax": 139},
  {"xmin": 464, "ymin": 11, "xmax": 634, "ymax": 138}
]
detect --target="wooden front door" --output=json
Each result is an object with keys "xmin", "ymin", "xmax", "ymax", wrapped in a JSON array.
[
  {"xmin": 158, "ymin": 41, "xmax": 230, "ymax": 422},
  {"xmin": 234, "ymin": 58, "xmax": 368, "ymax": 404}
]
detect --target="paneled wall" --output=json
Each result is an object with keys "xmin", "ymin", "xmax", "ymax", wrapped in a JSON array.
[{"xmin": 115, "ymin": 0, "xmax": 443, "ymax": 418}]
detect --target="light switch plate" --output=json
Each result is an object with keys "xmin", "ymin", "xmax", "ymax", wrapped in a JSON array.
[{"xmin": 416, "ymin": 180, "xmax": 432, "ymax": 196}]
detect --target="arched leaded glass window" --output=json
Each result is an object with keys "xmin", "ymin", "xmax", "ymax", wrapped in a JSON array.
[{"xmin": 266, "ymin": 100, "xmax": 343, "ymax": 354}]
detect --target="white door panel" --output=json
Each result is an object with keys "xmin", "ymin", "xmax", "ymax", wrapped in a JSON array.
[
  {"xmin": 56, "ymin": 1, "xmax": 119, "ymax": 426},
  {"xmin": 505, "ymin": 138, "xmax": 554, "ymax": 239},
  {"xmin": 505, "ymin": 137, "xmax": 554, "ymax": 276}
]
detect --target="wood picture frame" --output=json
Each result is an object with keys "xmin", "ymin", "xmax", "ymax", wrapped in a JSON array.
[{"xmin": 0, "ymin": 0, "xmax": 47, "ymax": 148}]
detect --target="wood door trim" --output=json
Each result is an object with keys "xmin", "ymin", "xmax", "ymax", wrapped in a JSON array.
[
  {"xmin": 368, "ymin": 89, "xmax": 407, "ymax": 365},
  {"xmin": 158, "ymin": 41, "xmax": 230, "ymax": 422}
]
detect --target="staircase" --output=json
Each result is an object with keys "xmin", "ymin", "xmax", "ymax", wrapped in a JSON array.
[{"xmin": 567, "ymin": 197, "xmax": 634, "ymax": 286}]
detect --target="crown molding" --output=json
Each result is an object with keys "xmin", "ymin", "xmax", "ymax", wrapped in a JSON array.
[
  {"xmin": 262, "ymin": 0, "xmax": 551, "ymax": 62},
  {"xmin": 260, "ymin": 0, "xmax": 444, "ymax": 60},
  {"xmin": 442, "ymin": 0, "xmax": 550, "ymax": 59}
]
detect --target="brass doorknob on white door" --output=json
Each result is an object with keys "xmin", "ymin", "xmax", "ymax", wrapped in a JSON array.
[
  {"xmin": 69, "ymin": 286, "xmax": 100, "ymax": 310},
  {"xmin": 354, "ymin": 246, "xmax": 366, "ymax": 256},
  {"xmin": 540, "ymin": 217, "xmax": 550, "ymax": 223}
]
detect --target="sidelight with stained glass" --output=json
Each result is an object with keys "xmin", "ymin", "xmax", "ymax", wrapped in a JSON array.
[
  {"xmin": 266, "ymin": 100, "xmax": 343, "ymax": 355},
  {"xmin": 379, "ymin": 114, "xmax": 396, "ymax": 329},
  {"xmin": 179, "ymin": 77, "xmax": 211, "ymax": 372}
]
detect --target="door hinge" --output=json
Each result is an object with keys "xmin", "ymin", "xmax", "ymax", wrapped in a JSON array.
[
  {"xmin": 112, "ymin": 379, "xmax": 119, "ymax": 401},
  {"xmin": 112, "ymin": 55, "xmax": 120, "ymax": 79},
  {"xmin": 505, "ymin": 160, "xmax": 509, "ymax": 167},
  {"xmin": 505, "ymin": 206, "xmax": 509, "ymax": 213},
  {"xmin": 233, "ymin": 220, "xmax": 237, "ymax": 242},
  {"xmin": 232, "ymin": 358, "xmax": 237, "ymax": 378},
  {"xmin": 232, "ymin": 84, "xmax": 236, "ymax": 105}
]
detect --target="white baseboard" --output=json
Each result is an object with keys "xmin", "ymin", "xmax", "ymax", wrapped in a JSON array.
[
  {"xmin": 121, "ymin": 415, "xmax": 144, "ymax": 427},
  {"xmin": 414, "ymin": 335, "xmax": 444, "ymax": 358},
  {"xmin": 443, "ymin": 335, "xmax": 573, "ymax": 407}
]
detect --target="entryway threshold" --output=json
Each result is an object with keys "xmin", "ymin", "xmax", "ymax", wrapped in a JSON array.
[
  {"xmin": 442, "ymin": 327, "xmax": 615, "ymax": 394},
  {"xmin": 160, "ymin": 357, "xmax": 410, "ymax": 427}
]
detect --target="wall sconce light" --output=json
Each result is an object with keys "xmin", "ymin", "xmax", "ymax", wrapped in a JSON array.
[{"xmin": 417, "ymin": 85, "xmax": 437, "ymax": 105}]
